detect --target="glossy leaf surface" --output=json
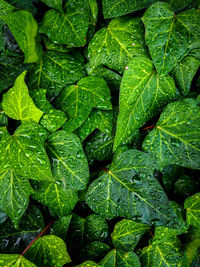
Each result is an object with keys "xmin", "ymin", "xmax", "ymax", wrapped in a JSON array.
[
  {"xmin": 0, "ymin": 254, "xmax": 36, "ymax": 266},
  {"xmin": 185, "ymin": 193, "xmax": 200, "ymax": 229}
]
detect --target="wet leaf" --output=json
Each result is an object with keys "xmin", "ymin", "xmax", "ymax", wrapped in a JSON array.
[
  {"xmin": 0, "ymin": 254, "xmax": 36, "ymax": 266},
  {"xmin": 185, "ymin": 193, "xmax": 200, "ymax": 229}
]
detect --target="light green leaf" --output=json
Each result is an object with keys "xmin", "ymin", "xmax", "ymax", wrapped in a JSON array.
[
  {"xmin": 185, "ymin": 193, "xmax": 200, "ymax": 229},
  {"xmin": 86, "ymin": 149, "xmax": 179, "ymax": 227},
  {"xmin": 111, "ymin": 219, "xmax": 150, "ymax": 251},
  {"xmin": 45, "ymin": 130, "xmax": 89, "ymax": 190},
  {"xmin": 171, "ymin": 56, "xmax": 200, "ymax": 96},
  {"xmin": 75, "ymin": 109, "xmax": 113, "ymax": 141},
  {"xmin": 114, "ymin": 56, "xmax": 176, "ymax": 151},
  {"xmin": 40, "ymin": 0, "xmax": 63, "ymax": 12},
  {"xmin": 0, "ymin": 254, "xmax": 36, "ymax": 266},
  {"xmin": 30, "ymin": 89, "xmax": 67, "ymax": 132},
  {"xmin": 25, "ymin": 235, "xmax": 71, "ymax": 267},
  {"xmin": 142, "ymin": 98, "xmax": 200, "ymax": 170},
  {"xmin": 2, "ymin": 71, "xmax": 43, "ymax": 123},
  {"xmin": 76, "ymin": 261, "xmax": 101, "ymax": 267},
  {"xmin": 2, "ymin": 11, "xmax": 41, "ymax": 63},
  {"xmin": 39, "ymin": 0, "xmax": 92, "ymax": 47},
  {"xmin": 32, "ymin": 182, "xmax": 78, "ymax": 217},
  {"xmin": 54, "ymin": 76, "xmax": 112, "ymax": 133},
  {"xmin": 99, "ymin": 249, "xmax": 141, "ymax": 267},
  {"xmin": 142, "ymin": 3, "xmax": 200, "ymax": 75},
  {"xmin": 28, "ymin": 50, "xmax": 85, "ymax": 99},
  {"xmin": 88, "ymin": 16, "xmax": 147, "ymax": 73}
]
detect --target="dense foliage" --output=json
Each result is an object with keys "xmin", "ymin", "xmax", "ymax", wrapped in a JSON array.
[{"xmin": 0, "ymin": 0, "xmax": 200, "ymax": 266}]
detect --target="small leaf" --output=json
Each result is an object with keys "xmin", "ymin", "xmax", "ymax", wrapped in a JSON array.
[
  {"xmin": 79, "ymin": 241, "xmax": 110, "ymax": 262},
  {"xmin": 99, "ymin": 249, "xmax": 140, "ymax": 267},
  {"xmin": 143, "ymin": 98, "xmax": 200, "ymax": 170},
  {"xmin": 185, "ymin": 193, "xmax": 200, "ymax": 229},
  {"xmin": 76, "ymin": 261, "xmax": 100, "ymax": 267},
  {"xmin": 0, "ymin": 254, "xmax": 36, "ymax": 266},
  {"xmin": 25, "ymin": 235, "xmax": 71, "ymax": 267},
  {"xmin": 2, "ymin": 71, "xmax": 43, "ymax": 123},
  {"xmin": 50, "ymin": 215, "xmax": 72, "ymax": 239},
  {"xmin": 40, "ymin": 0, "xmax": 63, "ymax": 12},
  {"xmin": 111, "ymin": 219, "xmax": 150, "ymax": 251},
  {"xmin": 54, "ymin": 76, "xmax": 112, "ymax": 133},
  {"xmin": 86, "ymin": 149, "xmax": 179, "ymax": 227},
  {"xmin": 114, "ymin": 55, "xmax": 176, "ymax": 150},
  {"xmin": 2, "ymin": 11, "xmax": 41, "ymax": 63}
]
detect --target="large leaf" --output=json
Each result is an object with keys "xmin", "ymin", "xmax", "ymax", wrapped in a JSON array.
[
  {"xmin": 171, "ymin": 55, "xmax": 200, "ymax": 96},
  {"xmin": 39, "ymin": 0, "xmax": 93, "ymax": 47},
  {"xmin": 185, "ymin": 193, "xmax": 200, "ymax": 229},
  {"xmin": 40, "ymin": 0, "xmax": 63, "ymax": 12},
  {"xmin": 28, "ymin": 50, "xmax": 85, "ymax": 99},
  {"xmin": 2, "ymin": 11, "xmax": 41, "ymax": 63},
  {"xmin": 142, "ymin": 98, "xmax": 200, "ymax": 170},
  {"xmin": 114, "ymin": 56, "xmax": 176, "ymax": 151},
  {"xmin": 111, "ymin": 219, "xmax": 150, "ymax": 251},
  {"xmin": 99, "ymin": 249, "xmax": 141, "ymax": 267},
  {"xmin": 25, "ymin": 235, "xmax": 71, "ymax": 267},
  {"xmin": 0, "ymin": 254, "xmax": 36, "ymax": 266},
  {"xmin": 45, "ymin": 130, "xmax": 89, "ymax": 190},
  {"xmin": 30, "ymin": 89, "xmax": 67, "ymax": 132},
  {"xmin": 2, "ymin": 71, "xmax": 43, "ymax": 123},
  {"xmin": 88, "ymin": 16, "xmax": 147, "ymax": 73},
  {"xmin": 86, "ymin": 149, "xmax": 179, "ymax": 227},
  {"xmin": 142, "ymin": 3, "xmax": 200, "ymax": 75},
  {"xmin": 54, "ymin": 76, "xmax": 112, "ymax": 133}
]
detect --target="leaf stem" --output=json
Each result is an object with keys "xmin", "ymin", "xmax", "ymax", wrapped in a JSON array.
[
  {"xmin": 21, "ymin": 218, "xmax": 55, "ymax": 256},
  {"xmin": 142, "ymin": 125, "xmax": 156, "ymax": 130}
]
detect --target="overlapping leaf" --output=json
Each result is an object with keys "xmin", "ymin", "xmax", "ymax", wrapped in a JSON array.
[
  {"xmin": 142, "ymin": 2, "xmax": 200, "ymax": 75},
  {"xmin": 88, "ymin": 16, "xmax": 147, "ymax": 73},
  {"xmin": 2, "ymin": 71, "xmax": 43, "ymax": 123},
  {"xmin": 114, "ymin": 56, "xmax": 176, "ymax": 150},
  {"xmin": 143, "ymin": 98, "xmax": 200, "ymax": 169},
  {"xmin": 185, "ymin": 193, "xmax": 200, "ymax": 229},
  {"xmin": 54, "ymin": 76, "xmax": 112, "ymax": 133},
  {"xmin": 40, "ymin": 0, "xmax": 63, "ymax": 12},
  {"xmin": 86, "ymin": 149, "xmax": 179, "ymax": 227}
]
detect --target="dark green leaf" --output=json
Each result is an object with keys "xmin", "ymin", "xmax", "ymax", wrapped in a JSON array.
[
  {"xmin": 40, "ymin": 0, "xmax": 63, "ymax": 12},
  {"xmin": 185, "ymin": 193, "xmax": 200, "ymax": 229},
  {"xmin": 79, "ymin": 241, "xmax": 110, "ymax": 262},
  {"xmin": 185, "ymin": 227, "xmax": 200, "ymax": 265},
  {"xmin": 143, "ymin": 98, "xmax": 200, "ymax": 169},
  {"xmin": 50, "ymin": 215, "xmax": 72, "ymax": 239},
  {"xmin": 0, "ymin": 103, "xmax": 8, "ymax": 126}
]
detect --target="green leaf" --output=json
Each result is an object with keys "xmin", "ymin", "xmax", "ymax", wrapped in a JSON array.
[
  {"xmin": 32, "ymin": 181, "xmax": 78, "ymax": 217},
  {"xmin": 99, "ymin": 249, "xmax": 141, "ymax": 267},
  {"xmin": 43, "ymin": 36, "xmax": 71, "ymax": 53},
  {"xmin": 142, "ymin": 3, "xmax": 200, "ymax": 75},
  {"xmin": 28, "ymin": 50, "xmax": 85, "ymax": 99},
  {"xmin": 30, "ymin": 89, "xmax": 67, "ymax": 132},
  {"xmin": 2, "ymin": 11, "xmax": 41, "ymax": 63},
  {"xmin": 185, "ymin": 193, "xmax": 200, "ymax": 229},
  {"xmin": 39, "ymin": 0, "xmax": 93, "ymax": 47},
  {"xmin": 50, "ymin": 215, "xmax": 72, "ymax": 239},
  {"xmin": 0, "ymin": 254, "xmax": 37, "ymax": 266},
  {"xmin": 76, "ymin": 261, "xmax": 100, "ymax": 267},
  {"xmin": 40, "ymin": 0, "xmax": 63, "ymax": 12},
  {"xmin": 142, "ymin": 98, "xmax": 200, "ymax": 170},
  {"xmin": 0, "ymin": 103, "xmax": 7, "ymax": 126},
  {"xmin": 54, "ymin": 76, "xmax": 112, "ymax": 133},
  {"xmin": 174, "ymin": 175, "xmax": 195, "ymax": 197},
  {"xmin": 114, "ymin": 55, "xmax": 176, "ymax": 151},
  {"xmin": 75, "ymin": 109, "xmax": 113, "ymax": 141},
  {"xmin": 2, "ymin": 71, "xmax": 43, "ymax": 123},
  {"xmin": 171, "ymin": 56, "xmax": 200, "ymax": 96},
  {"xmin": 45, "ymin": 130, "xmax": 89, "ymax": 190},
  {"xmin": 86, "ymin": 149, "xmax": 179, "ymax": 227},
  {"xmin": 25, "ymin": 235, "xmax": 71, "ymax": 267},
  {"xmin": 88, "ymin": 16, "xmax": 147, "ymax": 73},
  {"xmin": 79, "ymin": 241, "xmax": 110, "ymax": 262},
  {"xmin": 185, "ymin": 227, "xmax": 200, "ymax": 265},
  {"xmin": 111, "ymin": 219, "xmax": 150, "ymax": 251}
]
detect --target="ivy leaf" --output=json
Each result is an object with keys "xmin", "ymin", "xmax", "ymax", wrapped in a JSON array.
[
  {"xmin": 142, "ymin": 2, "xmax": 200, "ymax": 75},
  {"xmin": 45, "ymin": 130, "xmax": 89, "ymax": 190},
  {"xmin": 39, "ymin": 0, "xmax": 93, "ymax": 47},
  {"xmin": 185, "ymin": 227, "xmax": 200, "ymax": 265},
  {"xmin": 171, "ymin": 56, "xmax": 200, "ymax": 96},
  {"xmin": 99, "ymin": 249, "xmax": 141, "ymax": 267},
  {"xmin": 86, "ymin": 149, "xmax": 179, "ymax": 227},
  {"xmin": 28, "ymin": 50, "xmax": 85, "ymax": 100},
  {"xmin": 30, "ymin": 89, "xmax": 66, "ymax": 132},
  {"xmin": 54, "ymin": 76, "xmax": 112, "ymax": 133},
  {"xmin": 50, "ymin": 215, "xmax": 72, "ymax": 239},
  {"xmin": 0, "ymin": 254, "xmax": 36, "ymax": 266},
  {"xmin": 142, "ymin": 98, "xmax": 200, "ymax": 170},
  {"xmin": 2, "ymin": 11, "xmax": 41, "ymax": 63},
  {"xmin": 2, "ymin": 71, "xmax": 43, "ymax": 123},
  {"xmin": 40, "ymin": 0, "xmax": 63, "ymax": 12},
  {"xmin": 32, "ymin": 181, "xmax": 78, "ymax": 217},
  {"xmin": 25, "ymin": 235, "xmax": 71, "ymax": 267},
  {"xmin": 114, "ymin": 55, "xmax": 177, "ymax": 150},
  {"xmin": 111, "ymin": 219, "xmax": 150, "ymax": 251},
  {"xmin": 79, "ymin": 241, "xmax": 110, "ymax": 262},
  {"xmin": 76, "ymin": 261, "xmax": 100, "ymax": 267},
  {"xmin": 185, "ymin": 193, "xmax": 200, "ymax": 229},
  {"xmin": 88, "ymin": 16, "xmax": 147, "ymax": 73},
  {"xmin": 75, "ymin": 109, "xmax": 113, "ymax": 141}
]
